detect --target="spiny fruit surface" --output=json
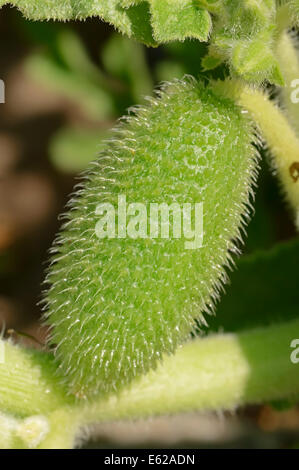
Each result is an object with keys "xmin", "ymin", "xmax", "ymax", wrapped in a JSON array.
[{"xmin": 44, "ymin": 77, "xmax": 259, "ymax": 399}]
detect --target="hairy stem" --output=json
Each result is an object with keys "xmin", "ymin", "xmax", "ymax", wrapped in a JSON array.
[
  {"xmin": 276, "ymin": 1, "xmax": 299, "ymax": 32},
  {"xmin": 213, "ymin": 79, "xmax": 299, "ymax": 228},
  {"xmin": 275, "ymin": 31, "xmax": 299, "ymax": 136},
  {"xmin": 82, "ymin": 318, "xmax": 299, "ymax": 424},
  {"xmin": 276, "ymin": 3, "xmax": 293, "ymax": 34},
  {"xmin": 0, "ymin": 340, "xmax": 74, "ymax": 417},
  {"xmin": 0, "ymin": 412, "xmax": 21, "ymax": 449},
  {"xmin": 238, "ymin": 87, "xmax": 299, "ymax": 226},
  {"xmin": 1, "ymin": 319, "xmax": 299, "ymax": 447}
]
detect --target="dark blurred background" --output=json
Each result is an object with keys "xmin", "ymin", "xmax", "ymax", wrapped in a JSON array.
[{"xmin": 0, "ymin": 5, "xmax": 298, "ymax": 448}]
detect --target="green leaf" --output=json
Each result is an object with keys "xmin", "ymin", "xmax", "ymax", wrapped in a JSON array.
[
  {"xmin": 202, "ymin": 49, "xmax": 223, "ymax": 71},
  {"xmin": 0, "ymin": 0, "xmax": 156, "ymax": 46},
  {"xmin": 196, "ymin": 0, "xmax": 223, "ymax": 14},
  {"xmin": 209, "ymin": 1, "xmax": 283, "ymax": 85},
  {"xmin": 231, "ymin": 32, "xmax": 284, "ymax": 85},
  {"xmin": 221, "ymin": 0, "xmax": 276, "ymax": 36},
  {"xmin": 1, "ymin": 0, "xmax": 213, "ymax": 44},
  {"xmin": 149, "ymin": 0, "xmax": 212, "ymax": 42},
  {"xmin": 0, "ymin": 0, "xmax": 214, "ymax": 45},
  {"xmin": 204, "ymin": 238, "xmax": 299, "ymax": 333},
  {"xmin": 119, "ymin": 0, "xmax": 143, "ymax": 6}
]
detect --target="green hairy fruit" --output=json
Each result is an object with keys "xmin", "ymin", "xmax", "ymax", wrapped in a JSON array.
[{"xmin": 44, "ymin": 77, "xmax": 259, "ymax": 399}]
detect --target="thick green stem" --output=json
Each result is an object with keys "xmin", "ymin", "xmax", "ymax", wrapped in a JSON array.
[
  {"xmin": 276, "ymin": 3, "xmax": 293, "ymax": 34},
  {"xmin": 1, "ymin": 319, "xmax": 299, "ymax": 448},
  {"xmin": 0, "ymin": 340, "xmax": 74, "ymax": 417},
  {"xmin": 238, "ymin": 86, "xmax": 299, "ymax": 227},
  {"xmin": 276, "ymin": 2, "xmax": 299, "ymax": 32},
  {"xmin": 0, "ymin": 412, "xmax": 21, "ymax": 449},
  {"xmin": 275, "ymin": 31, "xmax": 299, "ymax": 136},
  {"xmin": 213, "ymin": 79, "xmax": 299, "ymax": 229},
  {"xmin": 82, "ymin": 318, "xmax": 299, "ymax": 424},
  {"xmin": 0, "ymin": 409, "xmax": 78, "ymax": 449}
]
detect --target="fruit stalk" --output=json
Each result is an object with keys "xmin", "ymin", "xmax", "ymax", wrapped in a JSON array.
[
  {"xmin": 1, "ymin": 318, "xmax": 299, "ymax": 448},
  {"xmin": 213, "ymin": 79, "xmax": 299, "ymax": 229}
]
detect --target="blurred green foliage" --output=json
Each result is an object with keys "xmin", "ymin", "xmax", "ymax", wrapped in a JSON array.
[{"xmin": 49, "ymin": 127, "xmax": 107, "ymax": 173}]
